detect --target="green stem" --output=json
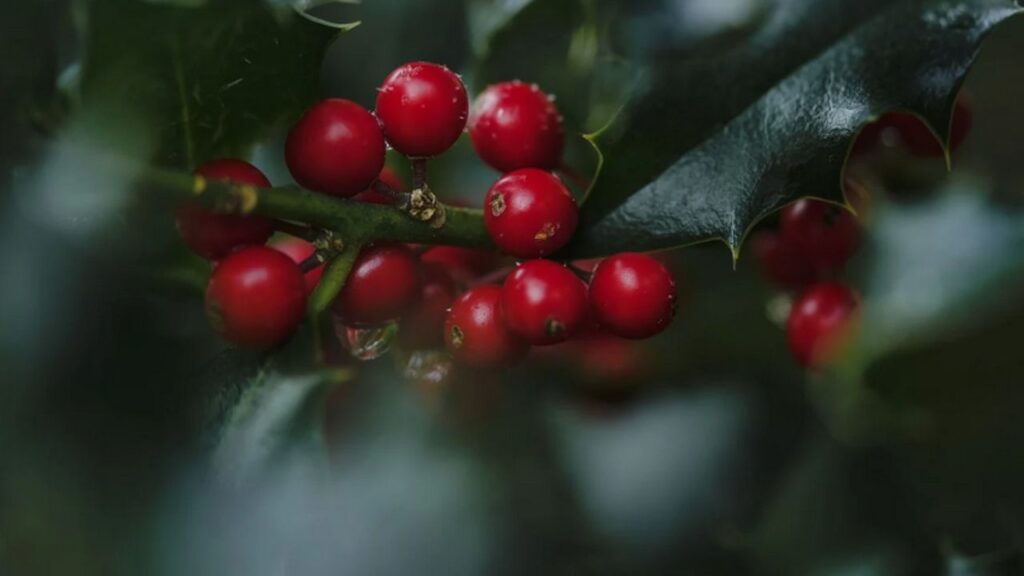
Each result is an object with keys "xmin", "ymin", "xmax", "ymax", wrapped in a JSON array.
[
  {"xmin": 308, "ymin": 245, "xmax": 361, "ymax": 364},
  {"xmin": 139, "ymin": 159, "xmax": 491, "ymax": 248}
]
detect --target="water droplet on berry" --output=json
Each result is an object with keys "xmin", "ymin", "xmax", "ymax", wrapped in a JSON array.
[{"xmin": 340, "ymin": 323, "xmax": 397, "ymax": 361}]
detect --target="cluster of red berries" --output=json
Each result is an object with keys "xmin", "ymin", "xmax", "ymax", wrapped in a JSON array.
[
  {"xmin": 753, "ymin": 95, "xmax": 973, "ymax": 368},
  {"xmin": 177, "ymin": 61, "xmax": 678, "ymax": 365}
]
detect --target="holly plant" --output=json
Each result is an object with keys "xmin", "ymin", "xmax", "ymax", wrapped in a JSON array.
[{"xmin": 3, "ymin": 0, "xmax": 1024, "ymax": 574}]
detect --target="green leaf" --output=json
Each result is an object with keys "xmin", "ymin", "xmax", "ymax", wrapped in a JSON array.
[
  {"xmin": 77, "ymin": 0, "xmax": 356, "ymax": 169},
  {"xmin": 568, "ymin": 0, "xmax": 1023, "ymax": 257},
  {"xmin": 472, "ymin": 0, "xmax": 636, "ymax": 142}
]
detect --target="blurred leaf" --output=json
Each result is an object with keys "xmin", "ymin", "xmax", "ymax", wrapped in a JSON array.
[
  {"xmin": 77, "ymin": 0, "xmax": 355, "ymax": 169},
  {"xmin": 568, "ymin": 0, "xmax": 1023, "ymax": 257},
  {"xmin": 813, "ymin": 181, "xmax": 1024, "ymax": 553},
  {"xmin": 473, "ymin": 0, "xmax": 634, "ymax": 133},
  {"xmin": 211, "ymin": 365, "xmax": 334, "ymax": 481}
]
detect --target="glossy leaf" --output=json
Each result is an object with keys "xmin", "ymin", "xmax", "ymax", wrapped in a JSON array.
[
  {"xmin": 77, "ymin": 0, "xmax": 356, "ymax": 169},
  {"xmin": 568, "ymin": 0, "xmax": 1023, "ymax": 257}
]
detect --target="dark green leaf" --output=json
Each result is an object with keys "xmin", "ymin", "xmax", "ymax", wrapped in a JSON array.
[
  {"xmin": 78, "ymin": 0, "xmax": 356, "ymax": 169},
  {"xmin": 568, "ymin": 0, "xmax": 1023, "ymax": 257}
]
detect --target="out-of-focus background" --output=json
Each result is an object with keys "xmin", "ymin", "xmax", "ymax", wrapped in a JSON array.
[{"xmin": 2, "ymin": 1, "xmax": 1024, "ymax": 574}]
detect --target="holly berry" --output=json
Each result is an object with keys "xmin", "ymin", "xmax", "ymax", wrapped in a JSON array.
[
  {"xmin": 176, "ymin": 159, "xmax": 274, "ymax": 260},
  {"xmin": 750, "ymin": 230, "xmax": 817, "ymax": 289},
  {"xmin": 444, "ymin": 285, "xmax": 528, "ymax": 367},
  {"xmin": 787, "ymin": 282, "xmax": 859, "ymax": 368},
  {"xmin": 286, "ymin": 99, "xmax": 386, "ymax": 197},
  {"xmin": 484, "ymin": 168, "xmax": 578, "ymax": 258},
  {"xmin": 272, "ymin": 236, "xmax": 324, "ymax": 293},
  {"xmin": 353, "ymin": 166, "xmax": 404, "ymax": 205},
  {"xmin": 333, "ymin": 244, "xmax": 422, "ymax": 326},
  {"xmin": 376, "ymin": 62, "xmax": 468, "ymax": 158},
  {"xmin": 780, "ymin": 199, "xmax": 861, "ymax": 275},
  {"xmin": 501, "ymin": 259, "xmax": 588, "ymax": 345},
  {"xmin": 469, "ymin": 81, "xmax": 564, "ymax": 173},
  {"xmin": 589, "ymin": 253, "xmax": 677, "ymax": 339},
  {"xmin": 205, "ymin": 246, "xmax": 307, "ymax": 348},
  {"xmin": 852, "ymin": 97, "xmax": 972, "ymax": 158},
  {"xmin": 399, "ymin": 263, "xmax": 458, "ymax": 350}
]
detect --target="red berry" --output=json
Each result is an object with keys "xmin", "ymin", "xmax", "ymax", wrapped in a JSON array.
[
  {"xmin": 589, "ymin": 253, "xmax": 677, "ymax": 339},
  {"xmin": 750, "ymin": 230, "xmax": 817, "ymax": 289},
  {"xmin": 333, "ymin": 244, "xmax": 422, "ymax": 326},
  {"xmin": 469, "ymin": 81, "xmax": 564, "ymax": 172},
  {"xmin": 421, "ymin": 246, "xmax": 500, "ymax": 284},
  {"xmin": 353, "ymin": 166, "xmax": 404, "ymax": 205},
  {"xmin": 205, "ymin": 246, "xmax": 307, "ymax": 348},
  {"xmin": 851, "ymin": 97, "xmax": 972, "ymax": 158},
  {"xmin": 375, "ymin": 62, "xmax": 468, "ymax": 158},
  {"xmin": 484, "ymin": 168, "xmax": 578, "ymax": 258},
  {"xmin": 399, "ymin": 263, "xmax": 458, "ymax": 349},
  {"xmin": 176, "ymin": 159, "xmax": 274, "ymax": 260},
  {"xmin": 787, "ymin": 282, "xmax": 859, "ymax": 368},
  {"xmin": 444, "ymin": 285, "xmax": 528, "ymax": 367},
  {"xmin": 286, "ymin": 99, "xmax": 386, "ymax": 197},
  {"xmin": 501, "ymin": 259, "xmax": 588, "ymax": 345},
  {"xmin": 272, "ymin": 236, "xmax": 323, "ymax": 293},
  {"xmin": 780, "ymin": 199, "xmax": 861, "ymax": 275}
]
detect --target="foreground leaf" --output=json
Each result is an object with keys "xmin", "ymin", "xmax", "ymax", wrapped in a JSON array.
[
  {"xmin": 569, "ymin": 0, "xmax": 1022, "ymax": 257},
  {"xmin": 78, "ymin": 0, "xmax": 356, "ymax": 169}
]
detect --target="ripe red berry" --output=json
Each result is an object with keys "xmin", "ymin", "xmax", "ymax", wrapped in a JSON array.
[
  {"xmin": 333, "ymin": 244, "xmax": 422, "ymax": 326},
  {"xmin": 501, "ymin": 259, "xmax": 588, "ymax": 345},
  {"xmin": 484, "ymin": 168, "xmax": 578, "ymax": 258},
  {"xmin": 444, "ymin": 285, "xmax": 528, "ymax": 367},
  {"xmin": 375, "ymin": 62, "xmax": 468, "ymax": 158},
  {"xmin": 780, "ymin": 199, "xmax": 861, "ymax": 275},
  {"xmin": 272, "ymin": 236, "xmax": 323, "ymax": 293},
  {"xmin": 421, "ymin": 246, "xmax": 500, "ymax": 285},
  {"xmin": 399, "ymin": 263, "xmax": 458, "ymax": 349},
  {"xmin": 353, "ymin": 166, "xmax": 404, "ymax": 205},
  {"xmin": 176, "ymin": 159, "xmax": 274, "ymax": 260},
  {"xmin": 851, "ymin": 97, "xmax": 972, "ymax": 158},
  {"xmin": 589, "ymin": 253, "xmax": 677, "ymax": 339},
  {"xmin": 286, "ymin": 99, "xmax": 386, "ymax": 197},
  {"xmin": 205, "ymin": 246, "xmax": 307, "ymax": 348},
  {"xmin": 469, "ymin": 81, "xmax": 564, "ymax": 172},
  {"xmin": 750, "ymin": 230, "xmax": 817, "ymax": 289},
  {"xmin": 787, "ymin": 282, "xmax": 859, "ymax": 368}
]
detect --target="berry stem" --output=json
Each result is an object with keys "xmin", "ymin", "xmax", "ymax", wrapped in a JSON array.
[
  {"xmin": 308, "ymin": 243, "xmax": 362, "ymax": 364},
  {"xmin": 298, "ymin": 254, "xmax": 323, "ymax": 274},
  {"xmin": 471, "ymin": 265, "xmax": 514, "ymax": 287},
  {"xmin": 274, "ymin": 220, "xmax": 319, "ymax": 242},
  {"xmin": 371, "ymin": 178, "xmax": 409, "ymax": 206},
  {"xmin": 412, "ymin": 159, "xmax": 428, "ymax": 190},
  {"xmin": 119, "ymin": 153, "xmax": 490, "ymax": 248}
]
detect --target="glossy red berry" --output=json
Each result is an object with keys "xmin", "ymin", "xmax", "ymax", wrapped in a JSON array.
[
  {"xmin": 176, "ymin": 159, "xmax": 274, "ymax": 260},
  {"xmin": 353, "ymin": 166, "xmax": 404, "ymax": 205},
  {"xmin": 421, "ymin": 246, "xmax": 500, "ymax": 285},
  {"xmin": 469, "ymin": 81, "xmax": 564, "ymax": 172},
  {"xmin": 286, "ymin": 99, "xmax": 386, "ymax": 197},
  {"xmin": 444, "ymin": 285, "xmax": 528, "ymax": 367},
  {"xmin": 272, "ymin": 236, "xmax": 323, "ymax": 293},
  {"xmin": 399, "ymin": 263, "xmax": 458, "ymax": 349},
  {"xmin": 376, "ymin": 62, "xmax": 468, "ymax": 158},
  {"xmin": 333, "ymin": 244, "xmax": 422, "ymax": 326},
  {"xmin": 787, "ymin": 282, "xmax": 859, "ymax": 368},
  {"xmin": 750, "ymin": 230, "xmax": 817, "ymax": 289},
  {"xmin": 851, "ymin": 97, "xmax": 972, "ymax": 158},
  {"xmin": 484, "ymin": 168, "xmax": 578, "ymax": 258},
  {"xmin": 589, "ymin": 253, "xmax": 677, "ymax": 339},
  {"xmin": 501, "ymin": 259, "xmax": 588, "ymax": 345},
  {"xmin": 205, "ymin": 246, "xmax": 307, "ymax": 348},
  {"xmin": 780, "ymin": 199, "xmax": 861, "ymax": 275}
]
